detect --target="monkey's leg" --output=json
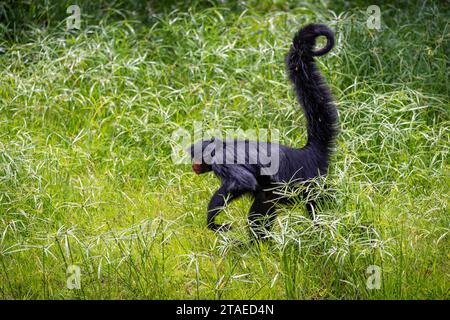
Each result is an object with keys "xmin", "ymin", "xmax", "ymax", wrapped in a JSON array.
[
  {"xmin": 207, "ymin": 186, "xmax": 243, "ymax": 231},
  {"xmin": 304, "ymin": 181, "xmax": 331, "ymax": 219},
  {"xmin": 248, "ymin": 190, "xmax": 277, "ymax": 240}
]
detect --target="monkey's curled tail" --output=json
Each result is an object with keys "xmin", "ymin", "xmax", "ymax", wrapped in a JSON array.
[{"xmin": 286, "ymin": 23, "xmax": 338, "ymax": 167}]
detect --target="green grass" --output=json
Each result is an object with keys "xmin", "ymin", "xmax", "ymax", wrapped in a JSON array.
[{"xmin": 0, "ymin": 0, "xmax": 448, "ymax": 299}]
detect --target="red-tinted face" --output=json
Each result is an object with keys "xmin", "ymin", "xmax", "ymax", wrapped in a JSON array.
[
  {"xmin": 192, "ymin": 162, "xmax": 212, "ymax": 174},
  {"xmin": 192, "ymin": 162, "xmax": 204, "ymax": 174}
]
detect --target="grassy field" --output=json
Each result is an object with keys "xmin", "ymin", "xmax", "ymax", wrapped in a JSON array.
[{"xmin": 0, "ymin": 0, "xmax": 448, "ymax": 299}]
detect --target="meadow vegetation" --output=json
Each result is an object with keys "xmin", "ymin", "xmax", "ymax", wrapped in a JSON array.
[{"xmin": 0, "ymin": 0, "xmax": 448, "ymax": 299}]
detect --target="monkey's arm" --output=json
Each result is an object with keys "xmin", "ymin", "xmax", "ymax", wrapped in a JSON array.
[{"xmin": 207, "ymin": 185, "xmax": 242, "ymax": 231}]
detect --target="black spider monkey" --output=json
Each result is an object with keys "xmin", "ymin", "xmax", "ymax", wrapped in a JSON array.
[{"xmin": 189, "ymin": 24, "xmax": 338, "ymax": 239}]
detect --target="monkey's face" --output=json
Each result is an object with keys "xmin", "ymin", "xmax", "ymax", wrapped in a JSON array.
[
  {"xmin": 192, "ymin": 162, "xmax": 212, "ymax": 174},
  {"xmin": 188, "ymin": 139, "xmax": 215, "ymax": 174}
]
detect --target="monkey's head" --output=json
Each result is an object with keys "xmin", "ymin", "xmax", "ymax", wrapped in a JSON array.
[{"xmin": 188, "ymin": 138, "xmax": 216, "ymax": 174}]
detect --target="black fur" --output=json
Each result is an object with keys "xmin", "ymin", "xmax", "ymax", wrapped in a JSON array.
[{"xmin": 189, "ymin": 24, "xmax": 338, "ymax": 239}]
